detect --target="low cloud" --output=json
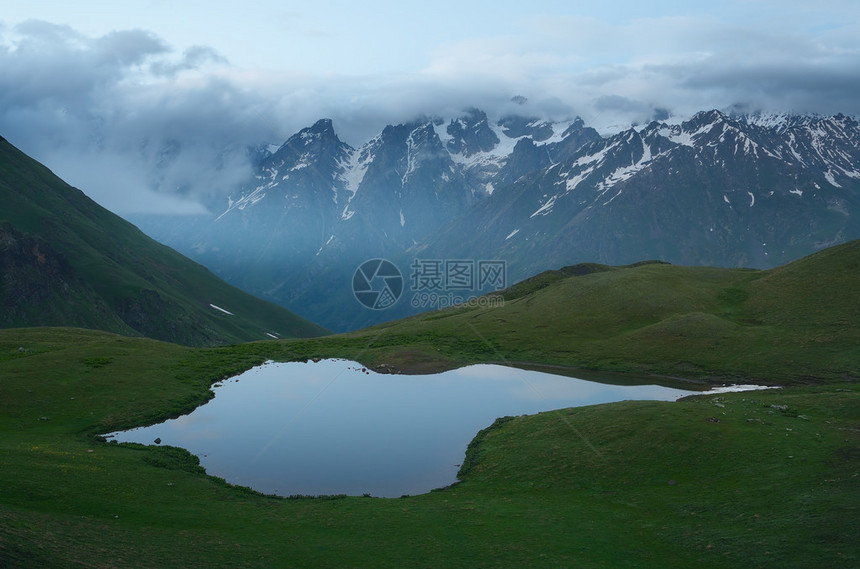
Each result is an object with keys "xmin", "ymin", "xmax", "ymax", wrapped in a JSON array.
[
  {"xmin": 1, "ymin": 12, "xmax": 859, "ymax": 216},
  {"xmin": 0, "ymin": 21, "xmax": 270, "ymax": 215}
]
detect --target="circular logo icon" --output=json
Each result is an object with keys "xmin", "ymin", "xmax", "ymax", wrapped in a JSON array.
[{"xmin": 352, "ymin": 259, "xmax": 403, "ymax": 310}]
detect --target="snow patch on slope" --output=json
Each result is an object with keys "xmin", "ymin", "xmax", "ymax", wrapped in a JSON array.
[
  {"xmin": 530, "ymin": 195, "xmax": 557, "ymax": 218},
  {"xmin": 209, "ymin": 304, "xmax": 234, "ymax": 315},
  {"xmin": 339, "ymin": 148, "xmax": 371, "ymax": 198}
]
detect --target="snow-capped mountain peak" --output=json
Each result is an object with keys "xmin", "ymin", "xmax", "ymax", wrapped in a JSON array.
[{"xmin": 138, "ymin": 107, "xmax": 860, "ymax": 332}]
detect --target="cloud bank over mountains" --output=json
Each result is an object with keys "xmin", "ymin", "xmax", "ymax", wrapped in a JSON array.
[{"xmin": 1, "ymin": 6, "xmax": 859, "ymax": 214}]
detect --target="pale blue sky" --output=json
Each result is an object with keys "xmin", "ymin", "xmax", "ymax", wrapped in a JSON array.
[
  {"xmin": 4, "ymin": 1, "xmax": 856, "ymax": 77},
  {"xmin": 1, "ymin": 0, "xmax": 859, "ymax": 213}
]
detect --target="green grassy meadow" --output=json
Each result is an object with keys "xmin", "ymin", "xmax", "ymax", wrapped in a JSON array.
[{"xmin": 1, "ymin": 326, "xmax": 857, "ymax": 568}]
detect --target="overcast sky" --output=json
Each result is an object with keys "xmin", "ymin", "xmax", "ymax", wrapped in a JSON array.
[{"xmin": 2, "ymin": 0, "xmax": 859, "ymax": 214}]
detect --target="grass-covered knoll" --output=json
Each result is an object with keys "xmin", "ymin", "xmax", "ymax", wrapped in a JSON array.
[
  {"xmin": 0, "ymin": 137, "xmax": 327, "ymax": 345},
  {"xmin": 324, "ymin": 240, "xmax": 859, "ymax": 382},
  {"xmin": 1, "ymin": 327, "xmax": 857, "ymax": 568}
]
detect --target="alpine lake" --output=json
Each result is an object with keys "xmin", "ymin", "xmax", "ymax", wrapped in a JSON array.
[{"xmin": 105, "ymin": 359, "xmax": 768, "ymax": 498}]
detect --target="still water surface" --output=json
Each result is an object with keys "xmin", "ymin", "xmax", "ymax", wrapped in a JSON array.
[{"xmin": 107, "ymin": 359, "xmax": 702, "ymax": 497}]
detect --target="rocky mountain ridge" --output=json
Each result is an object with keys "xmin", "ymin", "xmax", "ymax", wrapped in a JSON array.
[{"xmin": 131, "ymin": 108, "xmax": 860, "ymax": 331}]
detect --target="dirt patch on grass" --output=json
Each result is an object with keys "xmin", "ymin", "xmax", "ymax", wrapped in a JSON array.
[{"xmin": 370, "ymin": 348, "xmax": 463, "ymax": 375}]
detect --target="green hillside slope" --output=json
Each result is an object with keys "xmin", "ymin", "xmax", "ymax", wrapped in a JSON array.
[
  {"xmin": 0, "ymin": 136, "xmax": 328, "ymax": 345},
  {"xmin": 335, "ymin": 241, "xmax": 860, "ymax": 382}
]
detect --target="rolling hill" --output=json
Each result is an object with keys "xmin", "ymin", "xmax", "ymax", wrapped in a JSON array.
[{"xmin": 334, "ymin": 240, "xmax": 860, "ymax": 382}]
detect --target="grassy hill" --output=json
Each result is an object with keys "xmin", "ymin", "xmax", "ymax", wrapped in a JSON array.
[
  {"xmin": 0, "ymin": 327, "xmax": 856, "ymax": 567},
  {"xmin": 0, "ymin": 136, "xmax": 328, "ymax": 345},
  {"xmin": 312, "ymin": 241, "xmax": 859, "ymax": 383}
]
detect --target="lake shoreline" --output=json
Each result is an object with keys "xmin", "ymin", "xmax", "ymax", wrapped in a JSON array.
[{"xmin": 103, "ymin": 358, "xmax": 705, "ymax": 498}]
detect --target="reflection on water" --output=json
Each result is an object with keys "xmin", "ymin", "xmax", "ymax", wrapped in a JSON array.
[{"xmin": 106, "ymin": 359, "xmax": 700, "ymax": 498}]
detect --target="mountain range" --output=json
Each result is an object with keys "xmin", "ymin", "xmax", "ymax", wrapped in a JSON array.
[
  {"xmin": 130, "ymin": 107, "xmax": 860, "ymax": 332},
  {"xmin": 0, "ymin": 135, "xmax": 327, "ymax": 345}
]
